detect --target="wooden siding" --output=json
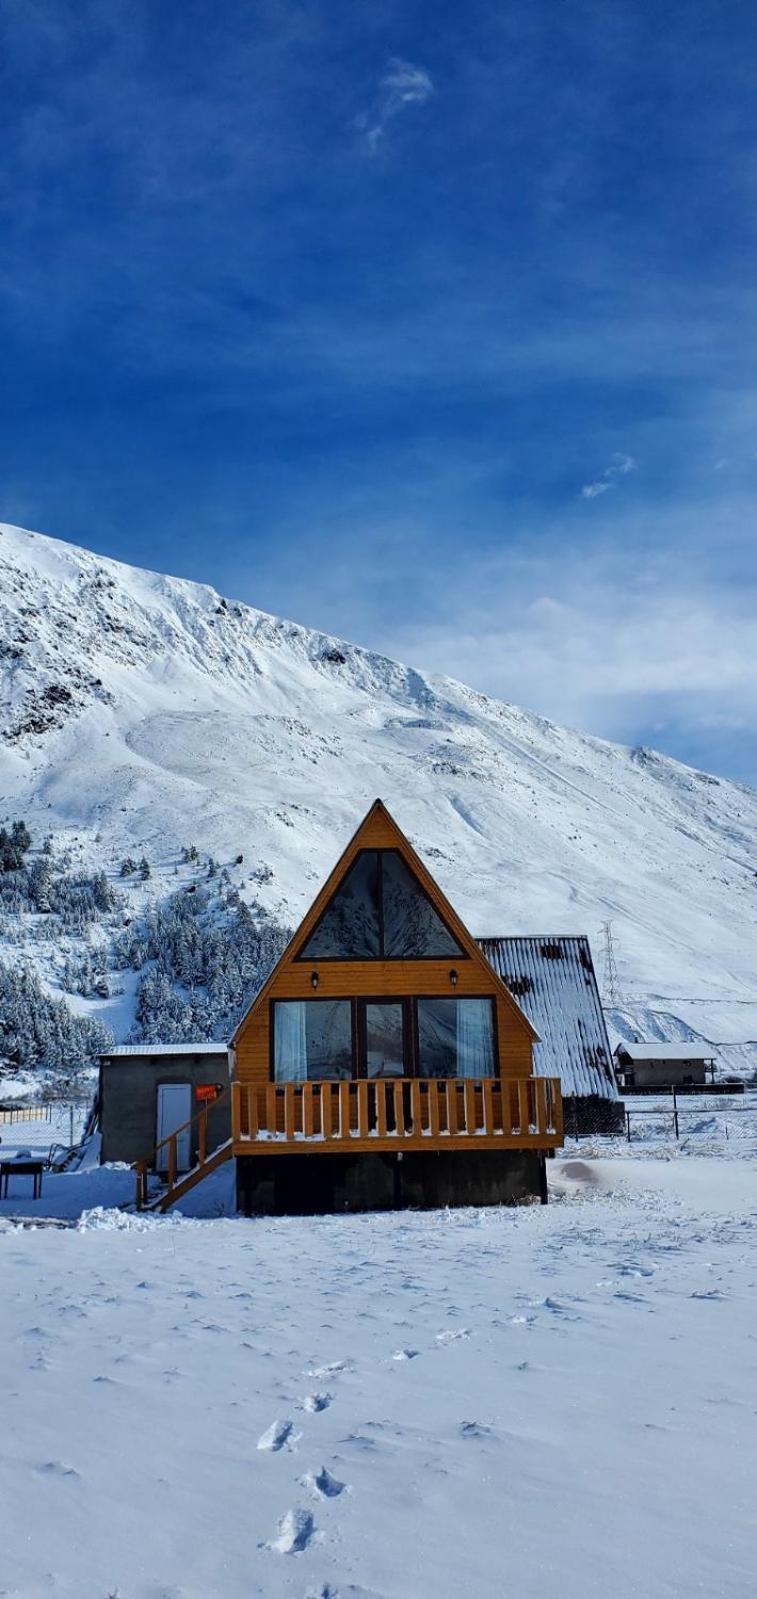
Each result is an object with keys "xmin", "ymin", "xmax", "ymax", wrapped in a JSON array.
[{"xmin": 234, "ymin": 800, "xmax": 536, "ymax": 1090}]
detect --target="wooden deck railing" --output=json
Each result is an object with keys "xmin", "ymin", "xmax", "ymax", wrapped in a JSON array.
[{"xmin": 231, "ymin": 1076, "xmax": 562, "ymax": 1153}]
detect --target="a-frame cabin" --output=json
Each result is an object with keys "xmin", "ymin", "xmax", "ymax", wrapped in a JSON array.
[{"xmin": 134, "ymin": 800, "xmax": 563, "ymax": 1213}]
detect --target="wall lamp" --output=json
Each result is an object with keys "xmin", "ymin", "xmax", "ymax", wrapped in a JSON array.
[
  {"xmin": 310, "ymin": 971, "xmax": 319, "ymax": 990},
  {"xmin": 449, "ymin": 968, "xmax": 459, "ymax": 987}
]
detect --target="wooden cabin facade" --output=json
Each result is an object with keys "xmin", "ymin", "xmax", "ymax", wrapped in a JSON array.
[{"xmin": 133, "ymin": 801, "xmax": 563, "ymax": 1213}]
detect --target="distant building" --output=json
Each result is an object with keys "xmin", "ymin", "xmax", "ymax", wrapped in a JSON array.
[
  {"xmin": 479, "ymin": 936, "xmax": 623, "ymax": 1134},
  {"xmin": 613, "ymin": 1041, "xmax": 716, "ymax": 1091}
]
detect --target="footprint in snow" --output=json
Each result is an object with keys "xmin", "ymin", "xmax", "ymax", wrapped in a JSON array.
[
  {"xmin": 435, "ymin": 1328, "xmax": 470, "ymax": 1346},
  {"xmin": 302, "ymin": 1393, "xmax": 331, "ymax": 1413},
  {"xmin": 459, "ymin": 1421, "xmax": 493, "ymax": 1439},
  {"xmin": 391, "ymin": 1348, "xmax": 419, "ymax": 1361},
  {"xmin": 36, "ymin": 1460, "xmax": 80, "ymax": 1478},
  {"xmin": 306, "ymin": 1359, "xmax": 351, "ymax": 1379},
  {"xmin": 266, "ymin": 1507, "xmax": 316, "ymax": 1554},
  {"xmin": 257, "ymin": 1418, "xmax": 297, "ymax": 1453},
  {"xmin": 301, "ymin": 1466, "xmax": 347, "ymax": 1499}
]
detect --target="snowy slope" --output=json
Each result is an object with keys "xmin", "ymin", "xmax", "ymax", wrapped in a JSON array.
[{"xmin": 1, "ymin": 521, "xmax": 756, "ymax": 1063}]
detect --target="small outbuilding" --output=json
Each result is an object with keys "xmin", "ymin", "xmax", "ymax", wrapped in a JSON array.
[
  {"xmin": 613, "ymin": 1042, "xmax": 716, "ymax": 1091},
  {"xmin": 99, "ymin": 1043, "xmax": 230, "ymax": 1168}
]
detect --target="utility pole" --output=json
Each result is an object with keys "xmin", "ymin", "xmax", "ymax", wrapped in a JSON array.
[{"xmin": 601, "ymin": 920, "xmax": 623, "ymax": 1007}]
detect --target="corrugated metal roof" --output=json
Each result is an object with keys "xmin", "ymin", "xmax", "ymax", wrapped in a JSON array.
[
  {"xmin": 615, "ymin": 1041, "xmax": 715, "ymax": 1063},
  {"xmin": 102, "ymin": 1042, "xmax": 228, "ymax": 1059},
  {"xmin": 479, "ymin": 936, "xmax": 618, "ymax": 1101}
]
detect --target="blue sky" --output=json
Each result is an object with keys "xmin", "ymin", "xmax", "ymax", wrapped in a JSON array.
[{"xmin": 2, "ymin": 0, "xmax": 756, "ymax": 784}]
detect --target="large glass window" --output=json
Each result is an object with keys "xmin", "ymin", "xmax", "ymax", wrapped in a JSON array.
[
  {"xmin": 417, "ymin": 998, "xmax": 495, "ymax": 1079},
  {"xmin": 300, "ymin": 853, "xmax": 380, "ymax": 959},
  {"xmin": 300, "ymin": 850, "xmax": 464, "ymax": 961},
  {"xmin": 273, "ymin": 1000, "xmax": 353, "ymax": 1081},
  {"xmin": 382, "ymin": 851, "xmax": 463, "ymax": 958}
]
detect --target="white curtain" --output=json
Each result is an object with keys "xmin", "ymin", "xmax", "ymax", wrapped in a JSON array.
[
  {"xmin": 274, "ymin": 1002, "xmax": 307, "ymax": 1082},
  {"xmin": 456, "ymin": 999, "xmax": 495, "ymax": 1079}
]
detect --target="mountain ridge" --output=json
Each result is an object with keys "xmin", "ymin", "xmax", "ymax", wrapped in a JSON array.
[{"xmin": 2, "ymin": 520, "xmax": 756, "ymax": 1065}]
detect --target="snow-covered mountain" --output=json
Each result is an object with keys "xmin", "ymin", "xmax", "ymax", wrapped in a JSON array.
[{"xmin": 1, "ymin": 520, "xmax": 756, "ymax": 1069}]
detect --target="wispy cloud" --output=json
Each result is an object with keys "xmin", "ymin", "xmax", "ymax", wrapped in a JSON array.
[
  {"xmin": 581, "ymin": 453, "xmax": 637, "ymax": 500},
  {"xmin": 358, "ymin": 58, "xmax": 434, "ymax": 154}
]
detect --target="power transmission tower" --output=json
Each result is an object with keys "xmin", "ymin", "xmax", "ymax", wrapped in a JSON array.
[{"xmin": 601, "ymin": 920, "xmax": 623, "ymax": 1007}]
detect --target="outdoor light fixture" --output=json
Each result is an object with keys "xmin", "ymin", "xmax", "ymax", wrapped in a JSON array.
[
  {"xmin": 449, "ymin": 968, "xmax": 458, "ymax": 987},
  {"xmin": 310, "ymin": 971, "xmax": 319, "ymax": 990}
]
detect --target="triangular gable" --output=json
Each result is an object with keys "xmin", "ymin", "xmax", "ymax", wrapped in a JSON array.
[{"xmin": 231, "ymin": 800, "xmax": 538, "ymax": 1043}]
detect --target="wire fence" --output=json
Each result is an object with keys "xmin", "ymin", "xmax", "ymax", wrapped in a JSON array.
[{"xmin": 0, "ymin": 1104, "xmax": 54, "ymax": 1126}]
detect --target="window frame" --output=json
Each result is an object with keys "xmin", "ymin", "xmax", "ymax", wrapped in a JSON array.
[
  {"xmin": 294, "ymin": 849, "xmax": 469, "ymax": 963},
  {"xmin": 268, "ymin": 994, "xmax": 499, "ymax": 1082}
]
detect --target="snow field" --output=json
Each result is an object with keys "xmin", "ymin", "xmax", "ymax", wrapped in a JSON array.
[{"xmin": 0, "ymin": 1158, "xmax": 755, "ymax": 1597}]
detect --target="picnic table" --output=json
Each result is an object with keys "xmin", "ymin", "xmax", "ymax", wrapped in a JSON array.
[{"xmin": 0, "ymin": 1158, "xmax": 44, "ymax": 1200}]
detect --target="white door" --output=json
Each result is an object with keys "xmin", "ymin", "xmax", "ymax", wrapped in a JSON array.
[{"xmin": 156, "ymin": 1083, "xmax": 192, "ymax": 1172}]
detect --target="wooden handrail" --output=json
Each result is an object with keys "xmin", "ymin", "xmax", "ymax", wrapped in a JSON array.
[
  {"xmin": 132, "ymin": 1082, "xmax": 233, "ymax": 1207},
  {"xmin": 231, "ymin": 1076, "xmax": 562, "ymax": 1148}
]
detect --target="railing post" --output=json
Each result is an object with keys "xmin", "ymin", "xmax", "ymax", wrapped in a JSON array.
[
  {"xmin": 393, "ymin": 1081, "xmax": 405, "ymax": 1136},
  {"xmin": 302, "ymin": 1082, "xmax": 314, "ymax": 1138},
  {"xmin": 321, "ymin": 1082, "xmax": 333, "ymax": 1139},
  {"xmin": 463, "ymin": 1079, "xmax": 476, "ymax": 1134},
  {"xmin": 428, "ymin": 1081, "xmax": 441, "ymax": 1137},
  {"xmin": 338, "ymin": 1081, "xmax": 351, "ymax": 1139},
  {"xmin": 481, "ymin": 1079, "xmax": 494, "ymax": 1135},
  {"xmin": 231, "ymin": 1082, "xmax": 241, "ymax": 1142},
  {"xmin": 446, "ymin": 1080, "xmax": 458, "ymax": 1136},
  {"xmin": 198, "ymin": 1109, "xmax": 207, "ymax": 1166},
  {"xmin": 376, "ymin": 1080, "xmax": 388, "ymax": 1138},
  {"xmin": 284, "ymin": 1083, "xmax": 296, "ymax": 1142},
  {"xmin": 410, "ymin": 1079, "xmax": 422, "ymax": 1135},
  {"xmin": 357, "ymin": 1080, "xmax": 369, "ymax": 1138},
  {"xmin": 167, "ymin": 1135, "xmax": 177, "ymax": 1190}
]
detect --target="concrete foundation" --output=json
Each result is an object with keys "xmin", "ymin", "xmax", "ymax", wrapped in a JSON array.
[{"xmin": 236, "ymin": 1148, "xmax": 547, "ymax": 1216}]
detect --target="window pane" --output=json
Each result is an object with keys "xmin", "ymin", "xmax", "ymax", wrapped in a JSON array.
[
  {"xmin": 301, "ymin": 852, "xmax": 380, "ymax": 959},
  {"xmin": 382, "ymin": 851, "xmax": 464, "ymax": 958},
  {"xmin": 365, "ymin": 1002, "xmax": 405, "ymax": 1078},
  {"xmin": 417, "ymin": 998, "xmax": 457, "ymax": 1078},
  {"xmin": 416, "ymin": 998, "xmax": 495, "ymax": 1079},
  {"xmin": 274, "ymin": 1000, "xmax": 353, "ymax": 1080}
]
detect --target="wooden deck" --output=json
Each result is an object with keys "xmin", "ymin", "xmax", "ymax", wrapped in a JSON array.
[{"xmin": 135, "ymin": 1076, "xmax": 563, "ymax": 1210}]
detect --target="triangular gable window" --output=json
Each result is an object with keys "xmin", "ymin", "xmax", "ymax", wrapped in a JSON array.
[{"xmin": 299, "ymin": 850, "xmax": 465, "ymax": 961}]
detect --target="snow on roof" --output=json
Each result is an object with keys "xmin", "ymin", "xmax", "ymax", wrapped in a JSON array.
[
  {"xmin": 101, "ymin": 1043, "xmax": 228, "ymax": 1059},
  {"xmin": 479, "ymin": 935, "xmax": 618, "ymax": 1101},
  {"xmin": 614, "ymin": 1041, "xmax": 715, "ymax": 1063}
]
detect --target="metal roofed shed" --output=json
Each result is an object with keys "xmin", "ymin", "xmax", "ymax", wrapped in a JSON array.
[
  {"xmin": 99, "ymin": 1044, "xmax": 231, "ymax": 1167},
  {"xmin": 479, "ymin": 936, "xmax": 623, "ymax": 1135}
]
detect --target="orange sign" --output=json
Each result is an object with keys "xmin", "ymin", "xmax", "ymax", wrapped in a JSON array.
[{"xmin": 196, "ymin": 1083, "xmax": 222, "ymax": 1103}]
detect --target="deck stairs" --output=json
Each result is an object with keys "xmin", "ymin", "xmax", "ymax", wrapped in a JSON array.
[
  {"xmin": 133, "ymin": 1086, "xmax": 234, "ymax": 1213},
  {"xmin": 138, "ymin": 1137, "xmax": 233, "ymax": 1213}
]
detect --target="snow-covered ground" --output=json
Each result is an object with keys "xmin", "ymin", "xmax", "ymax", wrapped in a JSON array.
[
  {"xmin": 2, "ymin": 520, "xmax": 757, "ymax": 1071},
  {"xmin": 0, "ymin": 1156, "xmax": 755, "ymax": 1598}
]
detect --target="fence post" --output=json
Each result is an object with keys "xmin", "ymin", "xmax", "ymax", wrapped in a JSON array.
[{"xmin": 626, "ymin": 1110, "xmax": 631, "ymax": 1143}]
